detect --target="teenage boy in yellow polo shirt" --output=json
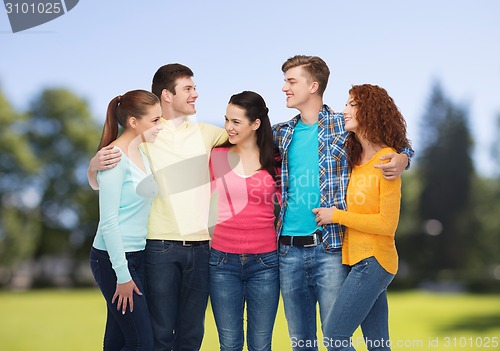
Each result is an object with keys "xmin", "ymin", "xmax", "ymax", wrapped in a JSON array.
[{"xmin": 88, "ymin": 64, "xmax": 227, "ymax": 350}]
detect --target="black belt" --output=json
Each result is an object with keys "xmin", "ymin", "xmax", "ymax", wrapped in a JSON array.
[
  {"xmin": 151, "ymin": 240, "xmax": 210, "ymax": 247},
  {"xmin": 279, "ymin": 230, "xmax": 322, "ymax": 247}
]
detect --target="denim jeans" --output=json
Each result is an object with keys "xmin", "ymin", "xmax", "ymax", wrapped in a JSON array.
[
  {"xmin": 209, "ymin": 249, "xmax": 280, "ymax": 351},
  {"xmin": 89, "ymin": 247, "xmax": 153, "ymax": 351},
  {"xmin": 144, "ymin": 240, "xmax": 210, "ymax": 351},
  {"xmin": 329, "ymin": 256, "xmax": 395, "ymax": 351},
  {"xmin": 278, "ymin": 242, "xmax": 349, "ymax": 351}
]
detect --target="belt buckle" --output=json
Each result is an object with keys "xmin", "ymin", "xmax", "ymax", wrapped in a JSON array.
[
  {"xmin": 303, "ymin": 234, "xmax": 319, "ymax": 248},
  {"xmin": 182, "ymin": 241, "xmax": 192, "ymax": 247}
]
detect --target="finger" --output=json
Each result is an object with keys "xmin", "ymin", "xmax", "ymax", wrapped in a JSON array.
[
  {"xmin": 108, "ymin": 150, "xmax": 121, "ymax": 157},
  {"xmin": 99, "ymin": 145, "xmax": 114, "ymax": 152},
  {"xmin": 106, "ymin": 156, "xmax": 121, "ymax": 164},
  {"xmin": 312, "ymin": 208, "xmax": 319, "ymax": 214},
  {"xmin": 129, "ymin": 297, "xmax": 134, "ymax": 313},
  {"xmin": 122, "ymin": 298, "xmax": 128, "ymax": 315},
  {"xmin": 133, "ymin": 285, "xmax": 143, "ymax": 296},
  {"xmin": 104, "ymin": 153, "xmax": 121, "ymax": 162},
  {"xmin": 379, "ymin": 153, "xmax": 395, "ymax": 160},
  {"xmin": 117, "ymin": 296, "xmax": 123, "ymax": 311}
]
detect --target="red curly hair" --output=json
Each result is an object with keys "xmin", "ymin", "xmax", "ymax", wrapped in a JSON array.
[{"xmin": 345, "ymin": 84, "xmax": 411, "ymax": 167}]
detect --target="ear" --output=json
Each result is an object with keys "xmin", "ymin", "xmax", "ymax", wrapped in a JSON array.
[
  {"xmin": 252, "ymin": 118, "xmax": 261, "ymax": 131},
  {"xmin": 162, "ymin": 89, "xmax": 172, "ymax": 103},
  {"xmin": 310, "ymin": 82, "xmax": 319, "ymax": 94},
  {"xmin": 128, "ymin": 116, "xmax": 138, "ymax": 129}
]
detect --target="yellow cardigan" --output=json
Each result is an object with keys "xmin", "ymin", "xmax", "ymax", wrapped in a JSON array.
[{"xmin": 332, "ymin": 148, "xmax": 401, "ymax": 274}]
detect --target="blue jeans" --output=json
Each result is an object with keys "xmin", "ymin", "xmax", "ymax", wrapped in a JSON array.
[
  {"xmin": 89, "ymin": 247, "xmax": 153, "ymax": 351},
  {"xmin": 278, "ymin": 242, "xmax": 349, "ymax": 351},
  {"xmin": 144, "ymin": 240, "xmax": 210, "ymax": 351},
  {"xmin": 329, "ymin": 256, "xmax": 395, "ymax": 351},
  {"xmin": 209, "ymin": 249, "xmax": 280, "ymax": 351}
]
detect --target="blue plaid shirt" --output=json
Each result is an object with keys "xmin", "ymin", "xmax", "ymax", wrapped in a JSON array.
[{"xmin": 272, "ymin": 104, "xmax": 414, "ymax": 249}]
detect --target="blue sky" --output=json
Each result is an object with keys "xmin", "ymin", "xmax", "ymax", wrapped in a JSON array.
[{"xmin": 1, "ymin": 1, "xmax": 499, "ymax": 175}]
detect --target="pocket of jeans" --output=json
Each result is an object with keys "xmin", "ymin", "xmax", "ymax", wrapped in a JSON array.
[
  {"xmin": 146, "ymin": 241, "xmax": 173, "ymax": 254},
  {"xmin": 258, "ymin": 252, "xmax": 279, "ymax": 268},
  {"xmin": 278, "ymin": 243, "xmax": 290, "ymax": 257},
  {"xmin": 89, "ymin": 258, "xmax": 101, "ymax": 285},
  {"xmin": 321, "ymin": 243, "xmax": 342, "ymax": 255},
  {"xmin": 209, "ymin": 250, "xmax": 225, "ymax": 267},
  {"xmin": 357, "ymin": 257, "xmax": 372, "ymax": 275}
]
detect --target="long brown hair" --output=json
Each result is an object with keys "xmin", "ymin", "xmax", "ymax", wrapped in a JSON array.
[
  {"xmin": 97, "ymin": 90, "xmax": 159, "ymax": 150},
  {"xmin": 345, "ymin": 84, "xmax": 411, "ymax": 167}
]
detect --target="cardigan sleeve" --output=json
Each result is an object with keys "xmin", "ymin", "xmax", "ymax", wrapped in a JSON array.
[
  {"xmin": 331, "ymin": 176, "xmax": 402, "ymax": 237},
  {"xmin": 97, "ymin": 160, "xmax": 132, "ymax": 283}
]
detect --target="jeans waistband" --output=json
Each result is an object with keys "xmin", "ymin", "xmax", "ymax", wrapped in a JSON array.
[{"xmin": 147, "ymin": 239, "xmax": 210, "ymax": 247}]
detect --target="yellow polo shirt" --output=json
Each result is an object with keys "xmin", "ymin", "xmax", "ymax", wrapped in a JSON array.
[{"xmin": 141, "ymin": 117, "xmax": 227, "ymax": 241}]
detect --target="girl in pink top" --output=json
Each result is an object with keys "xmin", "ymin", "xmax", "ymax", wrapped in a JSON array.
[{"xmin": 209, "ymin": 91, "xmax": 280, "ymax": 351}]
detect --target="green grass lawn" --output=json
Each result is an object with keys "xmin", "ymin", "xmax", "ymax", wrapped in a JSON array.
[{"xmin": 1, "ymin": 289, "xmax": 499, "ymax": 350}]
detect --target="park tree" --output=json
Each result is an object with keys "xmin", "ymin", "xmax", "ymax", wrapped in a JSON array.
[
  {"xmin": 492, "ymin": 113, "xmax": 500, "ymax": 178},
  {"xmin": 22, "ymin": 88, "xmax": 101, "ymax": 286},
  {"xmin": 468, "ymin": 112, "xmax": 500, "ymax": 290},
  {"xmin": 0, "ymin": 89, "xmax": 41, "ymax": 284},
  {"xmin": 414, "ymin": 82, "xmax": 474, "ymax": 281}
]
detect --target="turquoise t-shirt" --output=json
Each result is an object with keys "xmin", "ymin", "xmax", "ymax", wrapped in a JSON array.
[
  {"xmin": 282, "ymin": 120, "xmax": 321, "ymax": 236},
  {"xmin": 92, "ymin": 146, "xmax": 156, "ymax": 283}
]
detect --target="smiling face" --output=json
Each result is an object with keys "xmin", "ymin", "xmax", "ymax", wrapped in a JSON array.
[
  {"xmin": 132, "ymin": 102, "xmax": 163, "ymax": 142},
  {"xmin": 224, "ymin": 103, "xmax": 260, "ymax": 146},
  {"xmin": 169, "ymin": 76, "xmax": 198, "ymax": 118},
  {"xmin": 282, "ymin": 66, "xmax": 316, "ymax": 110},
  {"xmin": 342, "ymin": 94, "xmax": 359, "ymax": 133}
]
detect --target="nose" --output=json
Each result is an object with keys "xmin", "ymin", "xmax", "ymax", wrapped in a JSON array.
[
  {"xmin": 192, "ymin": 89, "xmax": 199, "ymax": 99},
  {"xmin": 282, "ymin": 83, "xmax": 288, "ymax": 92}
]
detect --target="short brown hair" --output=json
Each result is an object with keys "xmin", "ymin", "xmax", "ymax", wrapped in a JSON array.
[
  {"xmin": 281, "ymin": 55, "xmax": 330, "ymax": 96},
  {"xmin": 151, "ymin": 63, "xmax": 194, "ymax": 98}
]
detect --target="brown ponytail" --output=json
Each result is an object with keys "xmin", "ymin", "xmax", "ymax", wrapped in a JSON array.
[
  {"xmin": 96, "ymin": 90, "xmax": 159, "ymax": 151},
  {"xmin": 97, "ymin": 96, "xmax": 121, "ymax": 151}
]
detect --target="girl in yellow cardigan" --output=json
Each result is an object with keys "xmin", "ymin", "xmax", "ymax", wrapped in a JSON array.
[{"xmin": 313, "ymin": 84, "xmax": 411, "ymax": 351}]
